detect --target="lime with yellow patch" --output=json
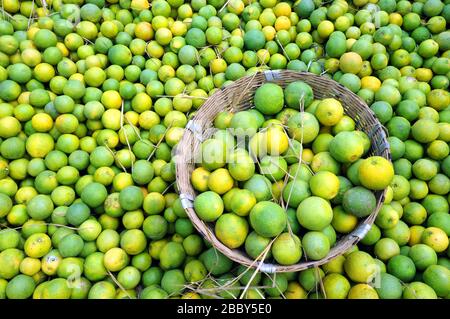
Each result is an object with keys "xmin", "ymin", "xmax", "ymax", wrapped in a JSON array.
[
  {"xmin": 103, "ymin": 247, "xmax": 129, "ymax": 272},
  {"xmin": 421, "ymin": 227, "xmax": 449, "ymax": 253},
  {"xmin": 194, "ymin": 191, "xmax": 224, "ymax": 222},
  {"xmin": 323, "ymin": 273, "xmax": 351, "ymax": 299},
  {"xmin": 24, "ymin": 233, "xmax": 52, "ymax": 258},
  {"xmin": 207, "ymin": 168, "xmax": 234, "ymax": 195},
  {"xmin": 266, "ymin": 126, "xmax": 289, "ymax": 155},
  {"xmin": 287, "ymin": 112, "xmax": 320, "ymax": 144},
  {"xmin": 344, "ymin": 251, "xmax": 378, "ymax": 283},
  {"xmin": 332, "ymin": 206, "xmax": 358, "ymax": 234},
  {"xmin": 191, "ymin": 167, "xmax": 210, "ymax": 192},
  {"xmin": 347, "ymin": 284, "xmax": 379, "ymax": 299},
  {"xmin": 26, "ymin": 133, "xmax": 54, "ymax": 158},
  {"xmin": 0, "ymin": 248, "xmax": 25, "ymax": 279},
  {"xmin": 309, "ymin": 171, "xmax": 340, "ymax": 200},
  {"xmin": 358, "ymin": 156, "xmax": 394, "ymax": 190},
  {"xmin": 340, "ymin": 52, "xmax": 363, "ymax": 74},
  {"xmin": 230, "ymin": 189, "xmax": 256, "ymax": 216},
  {"xmin": 329, "ymin": 131, "xmax": 365, "ymax": 163},
  {"xmin": 215, "ymin": 213, "xmax": 249, "ymax": 249},
  {"xmin": 315, "ymin": 98, "xmax": 344, "ymax": 126},
  {"xmin": 272, "ymin": 233, "xmax": 302, "ymax": 265}
]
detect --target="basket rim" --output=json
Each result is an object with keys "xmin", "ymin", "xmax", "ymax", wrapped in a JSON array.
[{"xmin": 175, "ymin": 70, "xmax": 391, "ymax": 273}]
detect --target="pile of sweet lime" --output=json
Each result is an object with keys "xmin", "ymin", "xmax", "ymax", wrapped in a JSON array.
[
  {"xmin": 0, "ymin": 0, "xmax": 449, "ymax": 299},
  {"xmin": 193, "ymin": 81, "xmax": 394, "ymax": 266}
]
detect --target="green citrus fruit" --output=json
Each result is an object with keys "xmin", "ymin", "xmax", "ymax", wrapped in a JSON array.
[
  {"xmin": 254, "ymin": 83, "xmax": 284, "ymax": 115},
  {"xmin": 344, "ymin": 251, "xmax": 378, "ymax": 283},
  {"xmin": 302, "ymin": 231, "xmax": 330, "ymax": 260},
  {"xmin": 215, "ymin": 213, "xmax": 249, "ymax": 249},
  {"xmin": 272, "ymin": 232, "xmax": 302, "ymax": 265},
  {"xmin": 249, "ymin": 201, "xmax": 287, "ymax": 237},
  {"xmin": 297, "ymin": 196, "xmax": 333, "ymax": 230},
  {"xmin": 342, "ymin": 187, "xmax": 376, "ymax": 218}
]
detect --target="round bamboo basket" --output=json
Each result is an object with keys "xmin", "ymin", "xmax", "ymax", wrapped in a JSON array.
[{"xmin": 175, "ymin": 70, "xmax": 391, "ymax": 273}]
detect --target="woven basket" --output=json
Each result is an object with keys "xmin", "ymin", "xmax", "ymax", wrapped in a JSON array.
[{"xmin": 175, "ymin": 70, "xmax": 391, "ymax": 273}]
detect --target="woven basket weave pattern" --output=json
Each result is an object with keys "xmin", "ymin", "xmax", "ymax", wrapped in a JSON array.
[{"xmin": 175, "ymin": 70, "xmax": 391, "ymax": 273}]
